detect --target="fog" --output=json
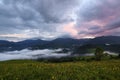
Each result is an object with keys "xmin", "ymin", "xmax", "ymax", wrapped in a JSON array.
[
  {"xmin": 0, "ymin": 49, "xmax": 71, "ymax": 61},
  {"xmin": 0, "ymin": 49, "xmax": 118, "ymax": 61}
]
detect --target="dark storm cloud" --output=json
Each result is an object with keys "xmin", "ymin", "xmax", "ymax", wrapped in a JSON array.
[
  {"xmin": 77, "ymin": 0, "xmax": 120, "ymax": 22},
  {"xmin": 31, "ymin": 0, "xmax": 79, "ymax": 23},
  {"xmin": 0, "ymin": 0, "xmax": 120, "ymax": 41},
  {"xmin": 76, "ymin": 0, "xmax": 120, "ymax": 37},
  {"xmin": 88, "ymin": 26, "xmax": 100, "ymax": 30},
  {"xmin": 107, "ymin": 18, "xmax": 120, "ymax": 30},
  {"xmin": 89, "ymin": 18, "xmax": 120, "ymax": 35},
  {"xmin": 2, "ymin": 0, "xmax": 79, "ymax": 23},
  {"xmin": 0, "ymin": 0, "xmax": 80, "ymax": 41}
]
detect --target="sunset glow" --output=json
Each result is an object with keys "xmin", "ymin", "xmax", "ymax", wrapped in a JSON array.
[{"xmin": 0, "ymin": 0, "xmax": 119, "ymax": 41}]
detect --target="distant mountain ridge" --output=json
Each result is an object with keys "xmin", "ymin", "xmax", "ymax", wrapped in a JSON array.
[
  {"xmin": 32, "ymin": 38, "xmax": 90, "ymax": 49},
  {"xmin": 0, "ymin": 36, "xmax": 120, "ymax": 52},
  {"xmin": 87, "ymin": 36, "xmax": 120, "ymax": 44}
]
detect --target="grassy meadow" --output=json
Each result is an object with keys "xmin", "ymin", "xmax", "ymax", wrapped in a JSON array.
[{"xmin": 0, "ymin": 59, "xmax": 120, "ymax": 80}]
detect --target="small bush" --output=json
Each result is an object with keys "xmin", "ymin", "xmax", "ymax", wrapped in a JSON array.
[{"xmin": 95, "ymin": 47, "xmax": 104, "ymax": 61}]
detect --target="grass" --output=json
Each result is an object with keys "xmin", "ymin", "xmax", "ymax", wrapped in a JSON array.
[{"xmin": 0, "ymin": 59, "xmax": 120, "ymax": 80}]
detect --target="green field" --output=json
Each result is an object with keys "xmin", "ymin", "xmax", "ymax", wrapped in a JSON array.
[{"xmin": 0, "ymin": 59, "xmax": 120, "ymax": 80}]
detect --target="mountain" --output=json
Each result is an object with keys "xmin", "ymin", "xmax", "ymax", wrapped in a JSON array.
[
  {"xmin": 87, "ymin": 36, "xmax": 120, "ymax": 44},
  {"xmin": 0, "ymin": 39, "xmax": 49, "ymax": 51},
  {"xmin": 32, "ymin": 38, "xmax": 90, "ymax": 49},
  {"xmin": 75, "ymin": 36, "xmax": 120, "ymax": 53},
  {"xmin": 0, "ymin": 40, "xmax": 13, "ymax": 45},
  {"xmin": 15, "ymin": 39, "xmax": 49, "ymax": 49},
  {"xmin": 0, "ymin": 40, "xmax": 15, "ymax": 52},
  {"xmin": 0, "ymin": 36, "xmax": 120, "ymax": 52}
]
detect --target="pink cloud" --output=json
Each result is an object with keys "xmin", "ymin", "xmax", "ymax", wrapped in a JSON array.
[{"xmin": 63, "ymin": 22, "xmax": 78, "ymax": 37}]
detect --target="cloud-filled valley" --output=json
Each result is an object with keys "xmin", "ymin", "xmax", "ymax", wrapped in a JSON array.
[
  {"xmin": 0, "ymin": 49, "xmax": 71, "ymax": 61},
  {"xmin": 0, "ymin": 48, "xmax": 118, "ymax": 61}
]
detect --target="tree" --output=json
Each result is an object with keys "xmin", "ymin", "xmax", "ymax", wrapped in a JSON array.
[
  {"xmin": 118, "ymin": 53, "xmax": 120, "ymax": 58},
  {"xmin": 95, "ymin": 47, "xmax": 104, "ymax": 61}
]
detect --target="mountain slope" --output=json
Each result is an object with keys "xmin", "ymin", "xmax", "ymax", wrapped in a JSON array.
[
  {"xmin": 87, "ymin": 36, "xmax": 120, "ymax": 44},
  {"xmin": 75, "ymin": 36, "xmax": 120, "ymax": 53},
  {"xmin": 0, "ymin": 36, "xmax": 120, "ymax": 52},
  {"xmin": 32, "ymin": 38, "xmax": 90, "ymax": 49}
]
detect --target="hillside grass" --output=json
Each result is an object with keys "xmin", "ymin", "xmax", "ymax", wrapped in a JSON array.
[{"xmin": 0, "ymin": 59, "xmax": 120, "ymax": 80}]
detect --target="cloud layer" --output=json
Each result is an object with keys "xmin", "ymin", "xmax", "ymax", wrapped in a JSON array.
[
  {"xmin": 0, "ymin": 0, "xmax": 119, "ymax": 41},
  {"xmin": 0, "ymin": 49, "xmax": 118, "ymax": 61},
  {"xmin": 0, "ymin": 49, "xmax": 71, "ymax": 61},
  {"xmin": 76, "ymin": 0, "xmax": 120, "ymax": 38}
]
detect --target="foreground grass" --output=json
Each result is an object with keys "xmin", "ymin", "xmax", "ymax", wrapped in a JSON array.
[{"xmin": 0, "ymin": 59, "xmax": 120, "ymax": 80}]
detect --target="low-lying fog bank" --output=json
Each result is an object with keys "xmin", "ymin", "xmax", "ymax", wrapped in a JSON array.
[
  {"xmin": 0, "ymin": 49, "xmax": 71, "ymax": 61},
  {"xmin": 0, "ymin": 49, "xmax": 118, "ymax": 61}
]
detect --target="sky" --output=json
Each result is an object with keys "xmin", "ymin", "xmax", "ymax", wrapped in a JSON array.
[{"xmin": 0, "ymin": 0, "xmax": 120, "ymax": 41}]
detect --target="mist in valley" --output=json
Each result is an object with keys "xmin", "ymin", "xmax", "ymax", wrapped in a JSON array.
[{"xmin": 0, "ymin": 49, "xmax": 71, "ymax": 61}]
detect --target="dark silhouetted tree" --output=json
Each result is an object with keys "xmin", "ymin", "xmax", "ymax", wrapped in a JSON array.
[
  {"xmin": 118, "ymin": 53, "xmax": 120, "ymax": 58},
  {"xmin": 95, "ymin": 47, "xmax": 104, "ymax": 61}
]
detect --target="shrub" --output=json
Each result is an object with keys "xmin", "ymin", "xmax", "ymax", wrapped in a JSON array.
[{"xmin": 95, "ymin": 47, "xmax": 104, "ymax": 61}]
